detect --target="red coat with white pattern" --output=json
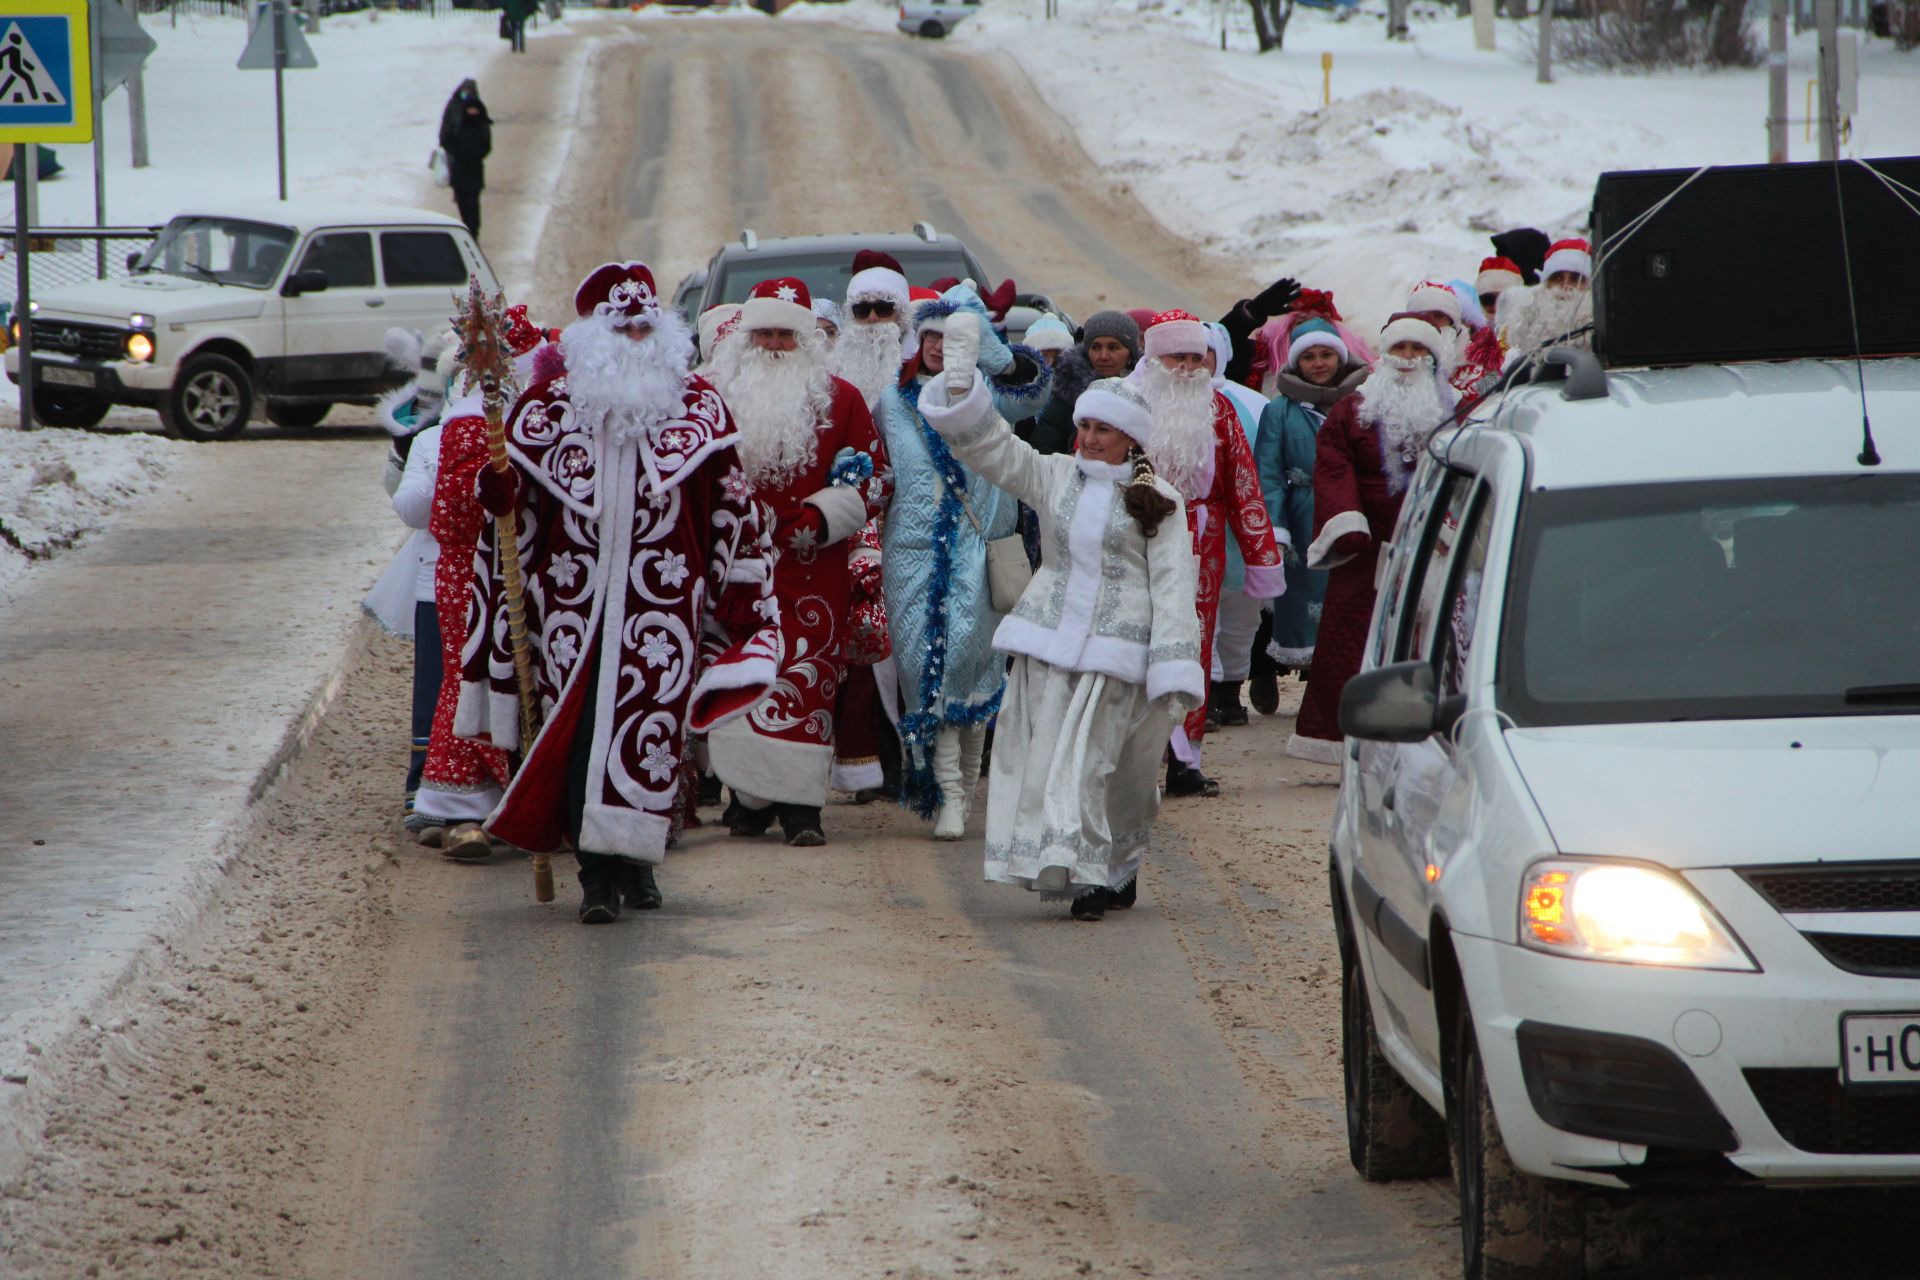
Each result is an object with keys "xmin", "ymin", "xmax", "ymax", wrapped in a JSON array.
[
  {"xmin": 707, "ymin": 376, "xmax": 892, "ymax": 807},
  {"xmin": 455, "ymin": 369, "xmax": 782, "ymax": 864},
  {"xmin": 1176, "ymin": 391, "xmax": 1285, "ymax": 765}
]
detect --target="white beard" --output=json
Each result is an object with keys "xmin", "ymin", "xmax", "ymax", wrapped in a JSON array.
[
  {"xmin": 708, "ymin": 331, "xmax": 835, "ymax": 490},
  {"xmin": 1501, "ymin": 283, "xmax": 1593, "ymax": 357},
  {"xmin": 1357, "ymin": 356, "xmax": 1454, "ymax": 492},
  {"xmin": 833, "ymin": 319, "xmax": 906, "ymax": 413},
  {"xmin": 558, "ymin": 309, "xmax": 696, "ymax": 442},
  {"xmin": 1132, "ymin": 359, "xmax": 1218, "ymax": 500}
]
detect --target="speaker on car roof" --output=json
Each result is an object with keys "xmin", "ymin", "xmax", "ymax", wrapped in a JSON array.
[{"xmin": 1590, "ymin": 156, "xmax": 1920, "ymax": 367}]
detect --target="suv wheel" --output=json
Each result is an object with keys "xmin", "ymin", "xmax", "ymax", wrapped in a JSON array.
[
  {"xmin": 163, "ymin": 353, "xmax": 254, "ymax": 442},
  {"xmin": 265, "ymin": 400, "xmax": 331, "ymax": 429},
  {"xmin": 919, "ymin": 18, "xmax": 944, "ymax": 36},
  {"xmin": 1342, "ymin": 940, "xmax": 1449, "ymax": 1181},
  {"xmin": 1451, "ymin": 1003, "xmax": 1586, "ymax": 1280},
  {"xmin": 33, "ymin": 388, "xmax": 111, "ymax": 429}
]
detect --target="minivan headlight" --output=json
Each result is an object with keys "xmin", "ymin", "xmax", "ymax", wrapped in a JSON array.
[{"xmin": 1520, "ymin": 860, "xmax": 1756, "ymax": 971}]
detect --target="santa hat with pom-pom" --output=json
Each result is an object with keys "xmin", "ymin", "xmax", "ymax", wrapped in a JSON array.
[
  {"xmin": 847, "ymin": 249, "xmax": 911, "ymax": 316},
  {"xmin": 1406, "ymin": 280, "xmax": 1463, "ymax": 326},
  {"xmin": 1378, "ymin": 312, "xmax": 1456, "ymax": 374},
  {"xmin": 1475, "ymin": 256, "xmax": 1525, "ymax": 297}
]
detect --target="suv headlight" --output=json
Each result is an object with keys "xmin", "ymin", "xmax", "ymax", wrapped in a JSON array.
[
  {"xmin": 1520, "ymin": 859, "xmax": 1756, "ymax": 971},
  {"xmin": 125, "ymin": 332, "xmax": 155, "ymax": 363}
]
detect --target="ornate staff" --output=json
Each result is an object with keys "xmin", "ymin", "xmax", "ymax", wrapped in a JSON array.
[{"xmin": 454, "ymin": 279, "xmax": 553, "ymax": 904}]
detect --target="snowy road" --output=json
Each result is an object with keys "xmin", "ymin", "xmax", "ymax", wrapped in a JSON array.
[{"xmin": 5, "ymin": 17, "xmax": 1919, "ymax": 1280}]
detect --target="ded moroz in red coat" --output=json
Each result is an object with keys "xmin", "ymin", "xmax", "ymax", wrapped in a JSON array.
[
  {"xmin": 1173, "ymin": 389, "xmax": 1286, "ymax": 768},
  {"xmin": 707, "ymin": 376, "xmax": 892, "ymax": 808},
  {"xmin": 1288, "ymin": 391, "xmax": 1419, "ymax": 763},
  {"xmin": 455, "ymin": 366, "xmax": 783, "ymax": 865}
]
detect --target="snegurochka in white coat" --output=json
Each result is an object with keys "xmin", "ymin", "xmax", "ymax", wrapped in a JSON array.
[{"xmin": 919, "ymin": 368, "xmax": 1204, "ymax": 918}]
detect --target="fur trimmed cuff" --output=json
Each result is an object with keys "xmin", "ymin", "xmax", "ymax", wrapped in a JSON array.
[
  {"xmin": 1241, "ymin": 561, "xmax": 1287, "ymax": 600},
  {"xmin": 1285, "ymin": 732, "xmax": 1344, "ymax": 765},
  {"xmin": 1307, "ymin": 509, "xmax": 1370, "ymax": 570},
  {"xmin": 988, "ymin": 346, "xmax": 1051, "ymax": 404},
  {"xmin": 804, "ymin": 485, "xmax": 870, "ymax": 546},
  {"xmin": 916, "ymin": 372, "xmax": 997, "ymax": 445},
  {"xmin": 1146, "ymin": 658, "xmax": 1205, "ymax": 709},
  {"xmin": 689, "ymin": 655, "xmax": 777, "ymax": 733}
]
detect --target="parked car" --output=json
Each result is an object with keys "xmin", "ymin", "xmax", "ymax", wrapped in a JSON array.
[
  {"xmin": 686, "ymin": 223, "xmax": 990, "ymax": 319},
  {"xmin": 1330, "ymin": 349, "xmax": 1920, "ymax": 1277},
  {"xmin": 1000, "ymin": 292, "xmax": 1075, "ymax": 346},
  {"xmin": 6, "ymin": 204, "xmax": 497, "ymax": 441},
  {"xmin": 897, "ymin": 0, "xmax": 980, "ymax": 39}
]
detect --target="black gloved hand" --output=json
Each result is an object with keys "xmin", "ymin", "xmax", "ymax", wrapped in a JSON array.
[{"xmin": 1249, "ymin": 277, "xmax": 1302, "ymax": 321}]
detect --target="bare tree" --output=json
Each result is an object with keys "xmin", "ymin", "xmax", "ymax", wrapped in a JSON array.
[
  {"xmin": 1245, "ymin": 0, "xmax": 1299, "ymax": 51},
  {"xmin": 1387, "ymin": 0, "xmax": 1411, "ymax": 38}
]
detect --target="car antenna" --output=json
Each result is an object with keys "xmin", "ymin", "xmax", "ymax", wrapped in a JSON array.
[{"xmin": 1829, "ymin": 159, "xmax": 1879, "ymax": 467}]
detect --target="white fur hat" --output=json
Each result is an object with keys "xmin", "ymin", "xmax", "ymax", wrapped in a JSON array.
[
  {"xmin": 1405, "ymin": 280, "xmax": 1463, "ymax": 326},
  {"xmin": 1378, "ymin": 313, "xmax": 1455, "ymax": 375},
  {"xmin": 1073, "ymin": 377, "xmax": 1153, "ymax": 449}
]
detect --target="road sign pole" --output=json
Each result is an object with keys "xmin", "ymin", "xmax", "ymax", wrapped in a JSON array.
[
  {"xmin": 15, "ymin": 159, "xmax": 34, "ymax": 432},
  {"xmin": 91, "ymin": 0, "xmax": 106, "ymax": 276},
  {"xmin": 274, "ymin": 0, "xmax": 287, "ymax": 200}
]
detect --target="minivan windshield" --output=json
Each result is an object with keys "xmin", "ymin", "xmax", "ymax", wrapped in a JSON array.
[
  {"xmin": 1503, "ymin": 474, "xmax": 1920, "ymax": 725},
  {"xmin": 711, "ymin": 248, "xmax": 983, "ymax": 308},
  {"xmin": 135, "ymin": 216, "xmax": 298, "ymax": 290}
]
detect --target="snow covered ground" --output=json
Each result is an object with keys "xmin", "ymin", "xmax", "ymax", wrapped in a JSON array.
[
  {"xmin": 814, "ymin": 0, "xmax": 1920, "ymax": 327},
  {"xmin": 0, "ymin": 8, "xmax": 586, "ymax": 587}
]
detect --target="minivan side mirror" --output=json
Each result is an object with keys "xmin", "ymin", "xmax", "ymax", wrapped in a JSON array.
[
  {"xmin": 283, "ymin": 268, "xmax": 329, "ymax": 297},
  {"xmin": 1339, "ymin": 660, "xmax": 1465, "ymax": 742}
]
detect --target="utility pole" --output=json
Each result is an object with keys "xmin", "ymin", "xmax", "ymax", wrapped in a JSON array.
[
  {"xmin": 1767, "ymin": 0, "xmax": 1788, "ymax": 162},
  {"xmin": 90, "ymin": 0, "xmax": 106, "ymax": 277},
  {"xmin": 274, "ymin": 0, "xmax": 289, "ymax": 200},
  {"xmin": 1815, "ymin": 0, "xmax": 1839, "ymax": 161},
  {"xmin": 1536, "ymin": 0, "xmax": 1553, "ymax": 83}
]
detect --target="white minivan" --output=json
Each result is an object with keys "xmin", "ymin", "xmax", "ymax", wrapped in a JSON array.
[
  {"xmin": 1330, "ymin": 349, "xmax": 1920, "ymax": 1278},
  {"xmin": 6, "ymin": 204, "xmax": 496, "ymax": 440}
]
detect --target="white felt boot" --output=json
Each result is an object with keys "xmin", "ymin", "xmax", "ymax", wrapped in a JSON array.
[
  {"xmin": 932, "ymin": 727, "xmax": 965, "ymax": 841},
  {"xmin": 956, "ymin": 723, "xmax": 989, "ymax": 824}
]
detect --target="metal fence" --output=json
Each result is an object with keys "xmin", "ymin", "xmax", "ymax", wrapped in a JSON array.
[{"xmin": 0, "ymin": 228, "xmax": 164, "ymax": 325}]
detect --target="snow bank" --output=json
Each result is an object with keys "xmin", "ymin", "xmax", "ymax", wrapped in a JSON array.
[
  {"xmin": 815, "ymin": 0, "xmax": 1920, "ymax": 328},
  {"xmin": 0, "ymin": 429, "xmax": 189, "ymax": 595}
]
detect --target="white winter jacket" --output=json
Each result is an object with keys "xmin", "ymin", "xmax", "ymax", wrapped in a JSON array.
[{"xmin": 919, "ymin": 373, "xmax": 1204, "ymax": 714}]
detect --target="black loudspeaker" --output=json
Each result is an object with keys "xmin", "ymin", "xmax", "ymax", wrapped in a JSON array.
[{"xmin": 1591, "ymin": 156, "xmax": 1920, "ymax": 367}]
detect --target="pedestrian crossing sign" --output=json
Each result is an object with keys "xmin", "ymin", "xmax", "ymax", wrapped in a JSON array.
[{"xmin": 0, "ymin": 0, "xmax": 92, "ymax": 143}]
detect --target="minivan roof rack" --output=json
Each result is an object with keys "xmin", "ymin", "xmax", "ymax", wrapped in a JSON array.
[
  {"xmin": 1540, "ymin": 347, "xmax": 1608, "ymax": 401},
  {"xmin": 913, "ymin": 221, "xmax": 938, "ymax": 243},
  {"xmin": 740, "ymin": 229, "xmax": 758, "ymax": 251}
]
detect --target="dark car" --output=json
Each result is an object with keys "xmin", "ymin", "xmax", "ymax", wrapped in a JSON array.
[{"xmin": 686, "ymin": 224, "xmax": 990, "ymax": 318}]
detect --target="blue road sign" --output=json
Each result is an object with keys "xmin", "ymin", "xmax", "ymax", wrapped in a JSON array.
[{"xmin": 0, "ymin": 0, "xmax": 93, "ymax": 142}]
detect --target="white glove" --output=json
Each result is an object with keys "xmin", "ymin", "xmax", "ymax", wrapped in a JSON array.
[{"xmin": 942, "ymin": 310, "xmax": 980, "ymax": 395}]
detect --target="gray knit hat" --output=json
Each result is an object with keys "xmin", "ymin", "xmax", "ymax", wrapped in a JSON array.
[{"xmin": 1079, "ymin": 310, "xmax": 1142, "ymax": 361}]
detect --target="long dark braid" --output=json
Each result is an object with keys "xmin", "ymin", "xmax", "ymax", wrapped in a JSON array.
[{"xmin": 1123, "ymin": 448, "xmax": 1177, "ymax": 537}]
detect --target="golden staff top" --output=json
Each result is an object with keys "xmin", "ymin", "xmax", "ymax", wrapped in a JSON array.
[{"xmin": 452, "ymin": 278, "xmax": 553, "ymax": 902}]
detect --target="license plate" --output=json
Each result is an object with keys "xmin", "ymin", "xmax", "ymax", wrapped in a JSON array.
[
  {"xmin": 1840, "ymin": 1012, "xmax": 1920, "ymax": 1086},
  {"xmin": 39, "ymin": 365, "xmax": 96, "ymax": 389}
]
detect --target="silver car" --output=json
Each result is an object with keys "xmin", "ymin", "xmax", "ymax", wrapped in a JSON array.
[{"xmin": 897, "ymin": 0, "xmax": 980, "ymax": 39}]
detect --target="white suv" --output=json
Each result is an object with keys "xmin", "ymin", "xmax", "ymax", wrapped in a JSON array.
[
  {"xmin": 6, "ymin": 204, "xmax": 496, "ymax": 440},
  {"xmin": 1330, "ymin": 350, "xmax": 1920, "ymax": 1278}
]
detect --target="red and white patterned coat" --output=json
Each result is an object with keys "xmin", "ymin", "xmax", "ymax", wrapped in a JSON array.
[
  {"xmin": 706, "ymin": 376, "xmax": 892, "ymax": 808},
  {"xmin": 456, "ymin": 369, "xmax": 782, "ymax": 864},
  {"xmin": 1176, "ymin": 391, "xmax": 1286, "ymax": 766}
]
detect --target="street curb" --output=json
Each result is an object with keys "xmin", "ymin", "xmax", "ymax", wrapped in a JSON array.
[{"xmin": 0, "ymin": 619, "xmax": 379, "ymax": 1187}]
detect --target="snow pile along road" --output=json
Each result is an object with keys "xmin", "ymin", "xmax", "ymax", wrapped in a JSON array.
[
  {"xmin": 843, "ymin": 0, "xmax": 1920, "ymax": 326},
  {"xmin": 0, "ymin": 428, "xmax": 188, "ymax": 593}
]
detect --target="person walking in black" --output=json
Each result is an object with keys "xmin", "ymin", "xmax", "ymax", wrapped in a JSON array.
[{"xmin": 439, "ymin": 79, "xmax": 491, "ymax": 237}]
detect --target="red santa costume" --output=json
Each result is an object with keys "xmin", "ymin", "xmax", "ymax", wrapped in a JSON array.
[
  {"xmin": 1406, "ymin": 279, "xmax": 1499, "ymax": 409},
  {"xmin": 1128, "ymin": 310, "xmax": 1285, "ymax": 794},
  {"xmin": 457, "ymin": 262, "xmax": 783, "ymax": 921},
  {"xmin": 1498, "ymin": 238, "xmax": 1596, "ymax": 365},
  {"xmin": 1288, "ymin": 314, "xmax": 1458, "ymax": 763},
  {"xmin": 701, "ymin": 278, "xmax": 892, "ymax": 843}
]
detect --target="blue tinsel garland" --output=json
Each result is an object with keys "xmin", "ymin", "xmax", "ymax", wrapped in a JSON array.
[{"xmin": 893, "ymin": 378, "xmax": 1008, "ymax": 819}]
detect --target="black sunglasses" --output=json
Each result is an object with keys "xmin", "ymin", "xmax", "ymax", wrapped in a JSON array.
[{"xmin": 850, "ymin": 300, "xmax": 897, "ymax": 320}]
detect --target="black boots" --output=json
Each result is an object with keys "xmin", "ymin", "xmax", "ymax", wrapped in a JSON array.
[
  {"xmin": 1166, "ymin": 758, "xmax": 1220, "ymax": 798},
  {"xmin": 1110, "ymin": 875, "xmax": 1138, "ymax": 911},
  {"xmin": 578, "ymin": 877, "xmax": 621, "ymax": 924},
  {"xmin": 1209, "ymin": 681, "xmax": 1249, "ymax": 727},
  {"xmin": 779, "ymin": 805, "xmax": 825, "ymax": 847},
  {"xmin": 623, "ymin": 862, "xmax": 662, "ymax": 911},
  {"xmin": 727, "ymin": 801, "xmax": 778, "ymax": 838},
  {"xmin": 1070, "ymin": 888, "xmax": 1114, "ymax": 921}
]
